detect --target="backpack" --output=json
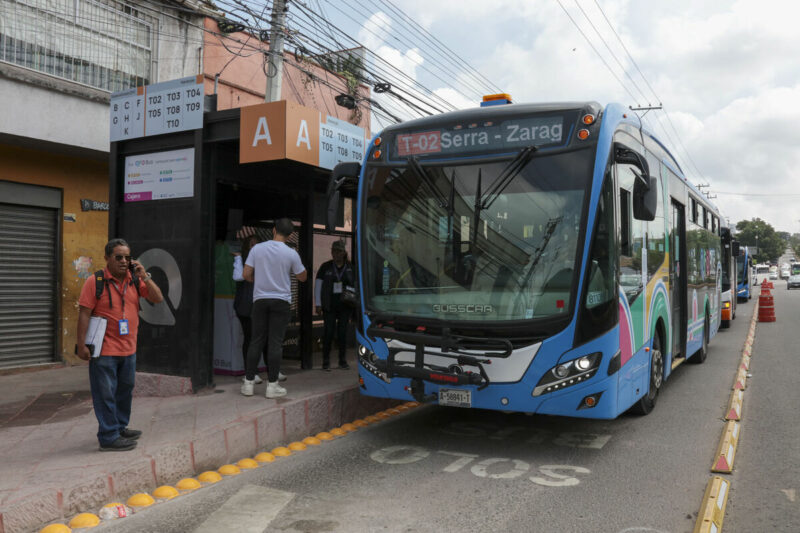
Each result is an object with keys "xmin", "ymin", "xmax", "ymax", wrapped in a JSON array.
[{"xmin": 94, "ymin": 270, "xmax": 140, "ymax": 308}]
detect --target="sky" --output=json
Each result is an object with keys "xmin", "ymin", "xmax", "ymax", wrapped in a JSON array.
[{"xmin": 316, "ymin": 0, "xmax": 800, "ymax": 233}]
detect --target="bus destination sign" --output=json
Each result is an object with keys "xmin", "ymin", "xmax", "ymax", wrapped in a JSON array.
[{"xmin": 392, "ymin": 115, "xmax": 567, "ymax": 159}]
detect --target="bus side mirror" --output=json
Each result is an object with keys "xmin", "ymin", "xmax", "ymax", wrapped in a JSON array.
[
  {"xmin": 632, "ymin": 173, "xmax": 657, "ymax": 221},
  {"xmin": 732, "ymin": 240, "xmax": 740, "ymax": 257},
  {"xmin": 326, "ymin": 162, "xmax": 361, "ymax": 233}
]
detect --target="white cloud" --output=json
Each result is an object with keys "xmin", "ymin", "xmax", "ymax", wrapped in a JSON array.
[{"xmin": 380, "ymin": 0, "xmax": 800, "ymax": 231}]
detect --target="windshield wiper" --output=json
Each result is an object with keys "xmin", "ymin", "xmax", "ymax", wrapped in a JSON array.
[
  {"xmin": 469, "ymin": 145, "xmax": 538, "ymax": 250},
  {"xmin": 407, "ymin": 156, "xmax": 448, "ymax": 208},
  {"xmin": 481, "ymin": 145, "xmax": 538, "ymax": 211}
]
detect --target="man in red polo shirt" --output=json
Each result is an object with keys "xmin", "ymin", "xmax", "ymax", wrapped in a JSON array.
[{"xmin": 77, "ymin": 238, "xmax": 163, "ymax": 451}]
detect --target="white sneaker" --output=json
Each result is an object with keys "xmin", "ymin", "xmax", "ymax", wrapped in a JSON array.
[
  {"xmin": 241, "ymin": 378, "xmax": 255, "ymax": 396},
  {"xmin": 265, "ymin": 382, "xmax": 287, "ymax": 398},
  {"xmin": 254, "ymin": 375, "xmax": 264, "ymax": 384},
  {"xmin": 278, "ymin": 372, "xmax": 287, "ymax": 382}
]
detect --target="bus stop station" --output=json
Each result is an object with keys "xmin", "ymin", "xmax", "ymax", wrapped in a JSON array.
[{"xmin": 109, "ymin": 80, "xmax": 365, "ymax": 391}]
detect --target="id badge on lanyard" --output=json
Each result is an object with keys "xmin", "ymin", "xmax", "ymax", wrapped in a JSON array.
[{"xmin": 111, "ymin": 279, "xmax": 131, "ymax": 335}]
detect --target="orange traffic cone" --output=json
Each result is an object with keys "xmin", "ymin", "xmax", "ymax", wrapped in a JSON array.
[{"xmin": 758, "ymin": 294, "xmax": 776, "ymax": 322}]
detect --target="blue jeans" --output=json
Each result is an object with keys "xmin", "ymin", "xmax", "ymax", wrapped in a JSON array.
[{"xmin": 89, "ymin": 354, "xmax": 136, "ymax": 446}]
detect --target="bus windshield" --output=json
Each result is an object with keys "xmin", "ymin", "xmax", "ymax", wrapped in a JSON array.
[{"xmin": 361, "ymin": 147, "xmax": 594, "ymax": 323}]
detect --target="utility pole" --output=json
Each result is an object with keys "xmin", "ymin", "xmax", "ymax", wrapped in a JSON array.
[{"xmin": 265, "ymin": 0, "xmax": 287, "ymax": 102}]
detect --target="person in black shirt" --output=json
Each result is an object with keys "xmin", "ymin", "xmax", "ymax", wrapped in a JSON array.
[{"xmin": 315, "ymin": 240, "xmax": 355, "ymax": 370}]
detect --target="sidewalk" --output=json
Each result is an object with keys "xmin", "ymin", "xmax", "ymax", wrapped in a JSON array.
[{"xmin": 0, "ymin": 354, "xmax": 397, "ymax": 533}]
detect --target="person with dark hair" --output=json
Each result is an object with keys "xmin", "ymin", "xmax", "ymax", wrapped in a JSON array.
[
  {"xmin": 315, "ymin": 240, "xmax": 355, "ymax": 370},
  {"xmin": 76, "ymin": 238, "xmax": 163, "ymax": 451},
  {"xmin": 242, "ymin": 218, "xmax": 307, "ymax": 398}
]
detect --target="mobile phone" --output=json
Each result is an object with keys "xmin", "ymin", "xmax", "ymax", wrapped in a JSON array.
[{"xmin": 129, "ymin": 261, "xmax": 136, "ymax": 273}]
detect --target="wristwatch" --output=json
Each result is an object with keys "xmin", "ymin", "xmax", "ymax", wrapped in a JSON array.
[{"xmin": 143, "ymin": 272, "xmax": 152, "ymax": 281}]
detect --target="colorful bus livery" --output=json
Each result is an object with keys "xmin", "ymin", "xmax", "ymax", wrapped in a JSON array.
[{"xmin": 328, "ymin": 99, "xmax": 722, "ymax": 419}]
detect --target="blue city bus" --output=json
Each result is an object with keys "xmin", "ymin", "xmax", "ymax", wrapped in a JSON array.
[
  {"xmin": 736, "ymin": 246, "xmax": 753, "ymax": 301},
  {"xmin": 327, "ymin": 96, "xmax": 722, "ymax": 418}
]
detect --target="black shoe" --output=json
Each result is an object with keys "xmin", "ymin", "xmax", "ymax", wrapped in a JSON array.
[
  {"xmin": 338, "ymin": 362, "xmax": 350, "ymax": 370},
  {"xmin": 322, "ymin": 362, "xmax": 331, "ymax": 371},
  {"xmin": 100, "ymin": 437, "xmax": 137, "ymax": 452},
  {"xmin": 120, "ymin": 428, "xmax": 142, "ymax": 440}
]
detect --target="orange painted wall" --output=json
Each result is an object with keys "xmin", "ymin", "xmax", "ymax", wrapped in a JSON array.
[
  {"xmin": 202, "ymin": 18, "xmax": 370, "ymax": 132},
  {"xmin": 0, "ymin": 144, "xmax": 108, "ymax": 365}
]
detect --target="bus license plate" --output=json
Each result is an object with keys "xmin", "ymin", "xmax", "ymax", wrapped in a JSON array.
[{"xmin": 439, "ymin": 388, "xmax": 471, "ymax": 408}]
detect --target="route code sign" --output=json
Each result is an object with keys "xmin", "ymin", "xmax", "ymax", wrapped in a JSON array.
[{"xmin": 110, "ymin": 75, "xmax": 204, "ymax": 142}]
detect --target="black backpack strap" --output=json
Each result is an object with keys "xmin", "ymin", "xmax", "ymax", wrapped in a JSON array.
[{"xmin": 94, "ymin": 270, "xmax": 112, "ymax": 308}]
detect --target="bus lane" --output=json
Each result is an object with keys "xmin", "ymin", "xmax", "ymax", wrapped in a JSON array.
[{"xmin": 93, "ymin": 297, "xmax": 755, "ymax": 533}]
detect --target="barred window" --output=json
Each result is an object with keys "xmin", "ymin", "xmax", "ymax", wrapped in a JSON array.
[{"xmin": 0, "ymin": 0, "xmax": 157, "ymax": 92}]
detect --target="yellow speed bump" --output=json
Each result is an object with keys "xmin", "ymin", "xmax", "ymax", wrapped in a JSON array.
[
  {"xmin": 387, "ymin": 408, "xmax": 401, "ymax": 415},
  {"xmin": 288, "ymin": 441, "xmax": 307, "ymax": 451},
  {"xmin": 329, "ymin": 427, "xmax": 347, "ymax": 436},
  {"xmin": 725, "ymin": 389, "xmax": 744, "ymax": 421},
  {"xmin": 340, "ymin": 423, "xmax": 358, "ymax": 432},
  {"xmin": 218, "ymin": 464, "xmax": 241, "ymax": 476},
  {"xmin": 69, "ymin": 513, "xmax": 100, "ymax": 528},
  {"xmin": 316, "ymin": 431, "xmax": 334, "ymax": 441},
  {"xmin": 404, "ymin": 401, "xmax": 420, "ymax": 408},
  {"xmin": 127, "ymin": 493, "xmax": 155, "ymax": 508},
  {"xmin": 176, "ymin": 478, "xmax": 201, "ymax": 491},
  {"xmin": 237, "ymin": 458, "xmax": 259, "ymax": 469},
  {"xmin": 153, "ymin": 485, "xmax": 179, "ymax": 500},
  {"xmin": 363, "ymin": 415, "xmax": 380, "ymax": 424},
  {"xmin": 352, "ymin": 419, "xmax": 369, "ymax": 427},
  {"xmin": 303, "ymin": 436, "xmax": 322, "ymax": 446},
  {"xmin": 693, "ymin": 476, "xmax": 730, "ymax": 533},
  {"xmin": 272, "ymin": 446, "xmax": 292, "ymax": 457},
  {"xmin": 394, "ymin": 405, "xmax": 409, "ymax": 412},
  {"xmin": 255, "ymin": 452, "xmax": 276, "ymax": 463},
  {"xmin": 40, "ymin": 524, "xmax": 71, "ymax": 533},
  {"xmin": 198, "ymin": 471, "xmax": 222, "ymax": 483},
  {"xmin": 375, "ymin": 412, "xmax": 391, "ymax": 420},
  {"xmin": 711, "ymin": 421, "xmax": 741, "ymax": 473},
  {"xmin": 732, "ymin": 367, "xmax": 748, "ymax": 390}
]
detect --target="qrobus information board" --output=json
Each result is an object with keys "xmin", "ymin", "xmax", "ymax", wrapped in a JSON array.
[
  {"xmin": 124, "ymin": 148, "xmax": 195, "ymax": 202},
  {"xmin": 110, "ymin": 75, "xmax": 204, "ymax": 142}
]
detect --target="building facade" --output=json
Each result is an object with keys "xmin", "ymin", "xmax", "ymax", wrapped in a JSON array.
[{"xmin": 0, "ymin": 0, "xmax": 368, "ymax": 370}]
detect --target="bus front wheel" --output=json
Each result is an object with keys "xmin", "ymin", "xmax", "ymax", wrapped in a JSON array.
[{"xmin": 630, "ymin": 333, "xmax": 663, "ymax": 416}]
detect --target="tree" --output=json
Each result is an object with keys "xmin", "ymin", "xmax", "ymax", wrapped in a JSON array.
[{"xmin": 735, "ymin": 218, "xmax": 783, "ymax": 263}]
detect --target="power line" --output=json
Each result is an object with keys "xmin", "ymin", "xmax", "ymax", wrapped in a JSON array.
[{"xmin": 588, "ymin": 0, "xmax": 707, "ymax": 183}]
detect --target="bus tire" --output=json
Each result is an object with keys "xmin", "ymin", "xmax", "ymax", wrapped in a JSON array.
[
  {"xmin": 688, "ymin": 312, "xmax": 710, "ymax": 364},
  {"xmin": 630, "ymin": 330, "xmax": 663, "ymax": 416}
]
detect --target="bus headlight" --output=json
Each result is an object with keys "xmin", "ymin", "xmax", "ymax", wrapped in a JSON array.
[
  {"xmin": 357, "ymin": 344, "xmax": 390, "ymax": 383},
  {"xmin": 533, "ymin": 352, "xmax": 601, "ymax": 397}
]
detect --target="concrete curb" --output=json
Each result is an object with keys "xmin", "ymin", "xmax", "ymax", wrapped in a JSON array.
[{"xmin": 0, "ymin": 386, "xmax": 399, "ymax": 533}]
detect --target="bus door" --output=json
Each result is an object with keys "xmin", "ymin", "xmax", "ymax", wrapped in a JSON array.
[{"xmin": 670, "ymin": 199, "xmax": 687, "ymax": 360}]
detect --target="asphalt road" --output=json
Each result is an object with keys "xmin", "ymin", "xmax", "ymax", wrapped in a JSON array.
[
  {"xmin": 724, "ymin": 251, "xmax": 800, "ymax": 532},
  {"xmin": 95, "ymin": 295, "xmax": 772, "ymax": 533}
]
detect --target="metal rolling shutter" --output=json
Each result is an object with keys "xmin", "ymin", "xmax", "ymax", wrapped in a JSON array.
[{"xmin": 0, "ymin": 203, "xmax": 58, "ymax": 368}]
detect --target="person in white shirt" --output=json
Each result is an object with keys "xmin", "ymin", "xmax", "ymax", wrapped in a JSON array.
[{"xmin": 242, "ymin": 218, "xmax": 307, "ymax": 398}]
